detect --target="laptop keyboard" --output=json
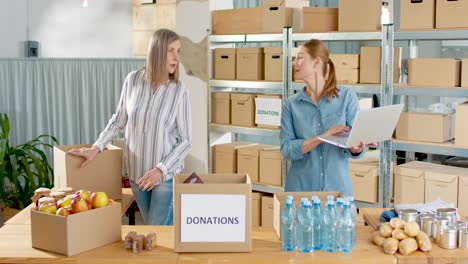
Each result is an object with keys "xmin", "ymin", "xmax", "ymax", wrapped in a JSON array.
[{"xmin": 321, "ymin": 133, "xmax": 349, "ymax": 146}]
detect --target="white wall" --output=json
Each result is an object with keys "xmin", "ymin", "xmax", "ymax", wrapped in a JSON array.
[{"xmin": 0, "ymin": 0, "xmax": 133, "ymax": 58}]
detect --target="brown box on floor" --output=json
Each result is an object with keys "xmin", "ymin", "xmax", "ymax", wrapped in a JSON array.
[
  {"xmin": 236, "ymin": 48, "xmax": 264, "ymax": 81},
  {"xmin": 255, "ymin": 94, "xmax": 282, "ymax": 129},
  {"xmin": 259, "ymin": 148, "xmax": 282, "ymax": 186},
  {"xmin": 262, "ymin": 0, "xmax": 308, "ymax": 33},
  {"xmin": 396, "ymin": 112, "xmax": 455, "ymax": 143},
  {"xmin": 264, "ymin": 47, "xmax": 283, "ymax": 81},
  {"xmin": 462, "ymin": 59, "xmax": 468, "ymax": 87},
  {"xmin": 54, "ymin": 144, "xmax": 122, "ymax": 199},
  {"xmin": 211, "ymin": 93, "xmax": 230, "ymax": 124},
  {"xmin": 456, "ymin": 101, "xmax": 468, "ymax": 147},
  {"xmin": 330, "ymin": 54, "xmax": 360, "ymax": 84},
  {"xmin": 231, "ymin": 93, "xmax": 256, "ymax": 127},
  {"xmin": 212, "ymin": 8, "xmax": 262, "ymax": 35},
  {"xmin": 338, "ymin": 0, "xmax": 381, "ymax": 32},
  {"xmin": 213, "ymin": 142, "xmax": 257, "ymax": 173},
  {"xmin": 359, "ymin": 47, "xmax": 402, "ymax": 84},
  {"xmin": 349, "ymin": 160, "xmax": 379, "ymax": 204},
  {"xmin": 173, "ymin": 174, "xmax": 252, "ymax": 252},
  {"xmin": 408, "ymin": 58, "xmax": 461, "ymax": 87},
  {"xmin": 273, "ymin": 192, "xmax": 343, "ymax": 239},
  {"xmin": 436, "ymin": 0, "xmax": 468, "ymax": 29},
  {"xmin": 214, "ymin": 48, "xmax": 236, "ymax": 80},
  {"xmin": 252, "ymin": 192, "xmax": 261, "ymax": 227},
  {"xmin": 302, "ymin": 7, "xmax": 338, "ymax": 32},
  {"xmin": 31, "ymin": 203, "xmax": 121, "ymax": 256},
  {"xmin": 400, "ymin": 0, "xmax": 435, "ymax": 30},
  {"xmin": 237, "ymin": 145, "xmax": 273, "ymax": 182},
  {"xmin": 261, "ymin": 196, "xmax": 274, "ymax": 227}
]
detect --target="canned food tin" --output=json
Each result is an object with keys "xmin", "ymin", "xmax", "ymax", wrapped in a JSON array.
[
  {"xmin": 421, "ymin": 216, "xmax": 434, "ymax": 239},
  {"xmin": 461, "ymin": 228, "xmax": 468, "ymax": 249},
  {"xmin": 437, "ymin": 208, "xmax": 458, "ymax": 223},
  {"xmin": 440, "ymin": 226, "xmax": 458, "ymax": 250},
  {"xmin": 418, "ymin": 213, "xmax": 434, "ymax": 227},
  {"xmin": 459, "ymin": 227, "xmax": 468, "ymax": 248},
  {"xmin": 433, "ymin": 216, "xmax": 450, "ymax": 243},
  {"xmin": 399, "ymin": 209, "xmax": 419, "ymax": 223}
]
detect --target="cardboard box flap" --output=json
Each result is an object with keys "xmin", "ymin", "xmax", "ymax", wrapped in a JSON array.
[
  {"xmin": 215, "ymin": 48, "xmax": 236, "ymax": 55},
  {"xmin": 349, "ymin": 163, "xmax": 379, "ymax": 176},
  {"xmin": 264, "ymin": 47, "xmax": 283, "ymax": 54},
  {"xmin": 425, "ymin": 171, "xmax": 458, "ymax": 183},
  {"xmin": 214, "ymin": 142, "xmax": 257, "ymax": 153},
  {"xmin": 174, "ymin": 174, "xmax": 251, "ymax": 184},
  {"xmin": 303, "ymin": 6, "xmax": 338, "ymax": 14},
  {"xmin": 237, "ymin": 47, "xmax": 264, "ymax": 54},
  {"xmin": 260, "ymin": 148, "xmax": 282, "ymax": 159},
  {"xmin": 231, "ymin": 93, "xmax": 254, "ymax": 101},
  {"xmin": 212, "ymin": 93, "xmax": 230, "ymax": 99},
  {"xmin": 395, "ymin": 166, "xmax": 425, "ymax": 178},
  {"xmin": 238, "ymin": 147, "xmax": 261, "ymax": 157}
]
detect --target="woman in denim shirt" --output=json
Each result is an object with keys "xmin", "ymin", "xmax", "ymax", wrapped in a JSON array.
[{"xmin": 280, "ymin": 39, "xmax": 369, "ymax": 197}]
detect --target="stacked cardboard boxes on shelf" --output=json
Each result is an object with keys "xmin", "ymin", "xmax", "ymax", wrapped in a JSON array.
[
  {"xmin": 329, "ymin": 54, "xmax": 360, "ymax": 84},
  {"xmin": 359, "ymin": 47, "xmax": 402, "ymax": 84}
]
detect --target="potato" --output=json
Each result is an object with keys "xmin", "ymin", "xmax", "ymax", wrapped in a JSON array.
[
  {"xmin": 415, "ymin": 231, "xmax": 432, "ymax": 252},
  {"xmin": 398, "ymin": 238, "xmax": 418, "ymax": 255},
  {"xmin": 404, "ymin": 221, "xmax": 420, "ymax": 237},
  {"xmin": 390, "ymin": 218, "xmax": 406, "ymax": 229},
  {"xmin": 392, "ymin": 229, "xmax": 409, "ymax": 240},
  {"xmin": 383, "ymin": 237, "xmax": 399, "ymax": 254},
  {"xmin": 380, "ymin": 222, "xmax": 394, "ymax": 238},
  {"xmin": 372, "ymin": 231, "xmax": 387, "ymax": 247}
]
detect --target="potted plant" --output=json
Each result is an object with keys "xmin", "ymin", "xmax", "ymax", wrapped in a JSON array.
[{"xmin": 0, "ymin": 113, "xmax": 58, "ymax": 222}]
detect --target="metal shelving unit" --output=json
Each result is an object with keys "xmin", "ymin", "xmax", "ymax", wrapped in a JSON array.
[
  {"xmin": 394, "ymin": 85, "xmax": 468, "ymax": 97},
  {"xmin": 292, "ymin": 82, "xmax": 381, "ymax": 94},
  {"xmin": 393, "ymin": 140, "xmax": 468, "ymax": 158},
  {"xmin": 210, "ymin": 124, "xmax": 280, "ymax": 137}
]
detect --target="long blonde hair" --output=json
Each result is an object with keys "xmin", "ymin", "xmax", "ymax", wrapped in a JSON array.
[
  {"xmin": 145, "ymin": 29, "xmax": 180, "ymax": 87},
  {"xmin": 302, "ymin": 39, "xmax": 338, "ymax": 101}
]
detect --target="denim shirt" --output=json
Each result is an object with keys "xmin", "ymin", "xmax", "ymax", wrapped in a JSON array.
[{"xmin": 280, "ymin": 86, "xmax": 364, "ymax": 197}]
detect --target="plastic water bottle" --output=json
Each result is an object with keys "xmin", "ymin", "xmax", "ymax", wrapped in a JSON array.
[
  {"xmin": 327, "ymin": 195, "xmax": 334, "ymax": 202},
  {"xmin": 336, "ymin": 197, "xmax": 344, "ymax": 251},
  {"xmin": 347, "ymin": 196, "xmax": 358, "ymax": 244},
  {"xmin": 282, "ymin": 196, "xmax": 296, "ymax": 251},
  {"xmin": 338, "ymin": 200, "xmax": 355, "ymax": 252},
  {"xmin": 322, "ymin": 200, "xmax": 337, "ymax": 252},
  {"xmin": 298, "ymin": 200, "xmax": 313, "ymax": 252},
  {"xmin": 311, "ymin": 197, "xmax": 323, "ymax": 250},
  {"xmin": 336, "ymin": 198, "xmax": 344, "ymax": 218}
]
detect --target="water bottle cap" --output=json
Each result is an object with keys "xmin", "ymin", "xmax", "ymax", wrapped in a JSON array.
[
  {"xmin": 305, "ymin": 200, "xmax": 312, "ymax": 207},
  {"xmin": 327, "ymin": 200, "xmax": 334, "ymax": 206},
  {"xmin": 344, "ymin": 200, "xmax": 350, "ymax": 206},
  {"xmin": 286, "ymin": 195, "xmax": 294, "ymax": 201},
  {"xmin": 313, "ymin": 198, "xmax": 321, "ymax": 204},
  {"xmin": 337, "ymin": 198, "xmax": 344, "ymax": 203},
  {"xmin": 285, "ymin": 199, "xmax": 293, "ymax": 205},
  {"xmin": 327, "ymin": 195, "xmax": 334, "ymax": 201},
  {"xmin": 311, "ymin": 195, "xmax": 318, "ymax": 201},
  {"xmin": 347, "ymin": 196, "xmax": 354, "ymax": 202},
  {"xmin": 301, "ymin": 197, "xmax": 308, "ymax": 204}
]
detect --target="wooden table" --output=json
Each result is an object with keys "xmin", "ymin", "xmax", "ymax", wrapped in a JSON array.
[
  {"xmin": 361, "ymin": 208, "xmax": 468, "ymax": 264},
  {"xmin": 0, "ymin": 225, "xmax": 395, "ymax": 264}
]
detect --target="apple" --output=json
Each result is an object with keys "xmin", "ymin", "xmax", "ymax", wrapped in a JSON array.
[
  {"xmin": 56, "ymin": 207, "xmax": 72, "ymax": 216},
  {"xmin": 71, "ymin": 197, "xmax": 91, "ymax": 213},
  {"xmin": 108, "ymin": 199, "xmax": 116, "ymax": 205},
  {"xmin": 74, "ymin": 189, "xmax": 91, "ymax": 202},
  {"xmin": 56, "ymin": 197, "xmax": 72, "ymax": 209},
  {"xmin": 39, "ymin": 202, "xmax": 57, "ymax": 214},
  {"xmin": 91, "ymin": 192, "xmax": 109, "ymax": 208}
]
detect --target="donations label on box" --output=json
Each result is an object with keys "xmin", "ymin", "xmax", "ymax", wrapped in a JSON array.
[
  {"xmin": 180, "ymin": 194, "xmax": 246, "ymax": 242},
  {"xmin": 255, "ymin": 98, "xmax": 282, "ymax": 126}
]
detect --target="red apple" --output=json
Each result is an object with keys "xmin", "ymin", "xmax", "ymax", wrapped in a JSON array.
[
  {"xmin": 74, "ymin": 189, "xmax": 91, "ymax": 202},
  {"xmin": 71, "ymin": 197, "xmax": 91, "ymax": 213},
  {"xmin": 91, "ymin": 192, "xmax": 109, "ymax": 208},
  {"xmin": 39, "ymin": 202, "xmax": 57, "ymax": 214},
  {"xmin": 56, "ymin": 207, "xmax": 72, "ymax": 216},
  {"xmin": 56, "ymin": 197, "xmax": 72, "ymax": 209}
]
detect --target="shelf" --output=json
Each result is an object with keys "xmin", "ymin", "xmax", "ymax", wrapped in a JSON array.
[
  {"xmin": 355, "ymin": 201, "xmax": 381, "ymax": 209},
  {"xmin": 292, "ymin": 82, "xmax": 380, "ymax": 94},
  {"xmin": 210, "ymin": 123, "xmax": 280, "ymax": 137},
  {"xmin": 210, "ymin": 80, "xmax": 283, "ymax": 89},
  {"xmin": 395, "ymin": 29, "xmax": 468, "ymax": 41},
  {"xmin": 252, "ymin": 183, "xmax": 283, "ymax": 193},
  {"xmin": 392, "ymin": 139, "xmax": 468, "ymax": 158},
  {"xmin": 292, "ymin": 31, "xmax": 382, "ymax": 42},
  {"xmin": 394, "ymin": 85, "xmax": 468, "ymax": 97},
  {"xmin": 210, "ymin": 33, "xmax": 284, "ymax": 43}
]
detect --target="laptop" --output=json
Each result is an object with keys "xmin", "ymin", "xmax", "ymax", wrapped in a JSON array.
[{"xmin": 318, "ymin": 104, "xmax": 404, "ymax": 148}]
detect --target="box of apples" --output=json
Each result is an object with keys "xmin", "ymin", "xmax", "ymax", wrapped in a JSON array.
[{"xmin": 31, "ymin": 189, "xmax": 122, "ymax": 256}]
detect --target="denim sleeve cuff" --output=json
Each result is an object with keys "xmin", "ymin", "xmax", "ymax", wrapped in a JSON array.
[{"xmin": 292, "ymin": 139, "xmax": 306, "ymax": 160}]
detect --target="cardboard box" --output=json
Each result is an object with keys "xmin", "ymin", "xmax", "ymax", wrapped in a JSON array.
[
  {"xmin": 255, "ymin": 94, "xmax": 282, "ymax": 129},
  {"xmin": 261, "ymin": 196, "xmax": 274, "ymax": 227},
  {"xmin": 302, "ymin": 7, "xmax": 338, "ymax": 33},
  {"xmin": 396, "ymin": 112, "xmax": 455, "ymax": 143},
  {"xmin": 54, "ymin": 144, "xmax": 122, "ymax": 199},
  {"xmin": 264, "ymin": 47, "xmax": 283, "ymax": 81},
  {"xmin": 259, "ymin": 148, "xmax": 282, "ymax": 186},
  {"xmin": 334, "ymin": 68, "xmax": 360, "ymax": 84},
  {"xmin": 359, "ymin": 47, "xmax": 402, "ymax": 84},
  {"xmin": 132, "ymin": 30, "xmax": 154, "ymax": 57},
  {"xmin": 213, "ymin": 142, "xmax": 256, "ymax": 173},
  {"xmin": 252, "ymin": 192, "xmax": 261, "ymax": 227},
  {"xmin": 462, "ymin": 59, "xmax": 468, "ymax": 87},
  {"xmin": 173, "ymin": 174, "xmax": 252, "ymax": 252},
  {"xmin": 436, "ymin": 0, "xmax": 468, "ymax": 29},
  {"xmin": 424, "ymin": 170, "xmax": 458, "ymax": 206},
  {"xmin": 212, "ymin": 8, "xmax": 262, "ymax": 35},
  {"xmin": 214, "ymin": 48, "xmax": 236, "ymax": 80},
  {"xmin": 262, "ymin": 0, "xmax": 308, "ymax": 33},
  {"xmin": 459, "ymin": 175, "xmax": 468, "ymax": 214},
  {"xmin": 400, "ymin": 0, "xmax": 435, "ymax": 30},
  {"xmin": 231, "ymin": 93, "xmax": 256, "ymax": 127},
  {"xmin": 211, "ymin": 93, "xmax": 230, "ymax": 124},
  {"xmin": 408, "ymin": 59, "xmax": 461, "ymax": 87},
  {"xmin": 329, "ymin": 54, "xmax": 360, "ymax": 69},
  {"xmin": 237, "ymin": 145, "xmax": 272, "ymax": 182},
  {"xmin": 456, "ymin": 102, "xmax": 468, "ymax": 147},
  {"xmin": 349, "ymin": 161, "xmax": 379, "ymax": 204},
  {"xmin": 132, "ymin": 3, "xmax": 175, "ymax": 30},
  {"xmin": 394, "ymin": 163, "xmax": 426, "ymax": 204},
  {"xmin": 31, "ymin": 203, "xmax": 121, "ymax": 256},
  {"xmin": 236, "ymin": 48, "xmax": 264, "ymax": 81},
  {"xmin": 338, "ymin": 0, "xmax": 381, "ymax": 32},
  {"xmin": 273, "ymin": 191, "xmax": 342, "ymax": 239}
]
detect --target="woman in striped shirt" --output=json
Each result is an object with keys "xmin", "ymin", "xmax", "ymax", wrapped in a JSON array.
[{"xmin": 69, "ymin": 29, "xmax": 192, "ymax": 225}]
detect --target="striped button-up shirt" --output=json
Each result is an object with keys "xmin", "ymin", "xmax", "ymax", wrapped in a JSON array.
[{"xmin": 94, "ymin": 69, "xmax": 192, "ymax": 183}]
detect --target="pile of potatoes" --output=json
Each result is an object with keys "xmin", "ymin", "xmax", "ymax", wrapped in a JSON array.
[{"xmin": 372, "ymin": 218, "xmax": 432, "ymax": 255}]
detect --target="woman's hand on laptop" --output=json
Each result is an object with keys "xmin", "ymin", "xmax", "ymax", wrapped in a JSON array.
[
  {"xmin": 320, "ymin": 124, "xmax": 350, "ymax": 138},
  {"xmin": 349, "ymin": 141, "xmax": 378, "ymax": 154}
]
